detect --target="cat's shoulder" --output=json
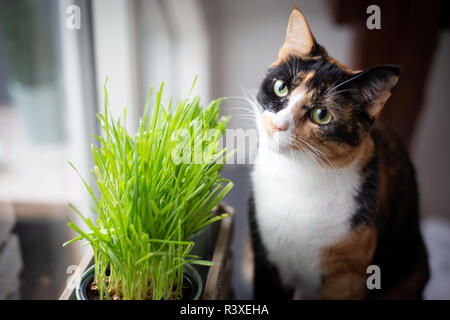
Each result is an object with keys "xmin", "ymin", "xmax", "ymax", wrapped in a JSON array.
[{"xmin": 371, "ymin": 121, "xmax": 414, "ymax": 170}]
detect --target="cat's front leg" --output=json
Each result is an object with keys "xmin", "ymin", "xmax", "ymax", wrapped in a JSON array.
[
  {"xmin": 253, "ymin": 250, "xmax": 294, "ymax": 300},
  {"xmin": 319, "ymin": 272, "xmax": 368, "ymax": 299},
  {"xmin": 248, "ymin": 196, "xmax": 294, "ymax": 300},
  {"xmin": 319, "ymin": 224, "xmax": 377, "ymax": 299}
]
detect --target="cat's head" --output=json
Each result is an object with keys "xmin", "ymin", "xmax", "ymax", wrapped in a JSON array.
[{"xmin": 255, "ymin": 6, "xmax": 399, "ymax": 166}]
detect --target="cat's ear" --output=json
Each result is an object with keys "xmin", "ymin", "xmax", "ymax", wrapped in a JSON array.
[
  {"xmin": 351, "ymin": 65, "xmax": 400, "ymax": 118},
  {"xmin": 278, "ymin": 6, "xmax": 316, "ymax": 59}
]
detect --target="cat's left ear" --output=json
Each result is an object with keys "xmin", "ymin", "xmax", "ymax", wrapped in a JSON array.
[
  {"xmin": 351, "ymin": 65, "xmax": 400, "ymax": 118},
  {"xmin": 278, "ymin": 6, "xmax": 317, "ymax": 59}
]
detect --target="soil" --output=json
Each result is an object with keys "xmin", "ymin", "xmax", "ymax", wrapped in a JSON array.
[{"xmin": 83, "ymin": 276, "xmax": 194, "ymax": 300}]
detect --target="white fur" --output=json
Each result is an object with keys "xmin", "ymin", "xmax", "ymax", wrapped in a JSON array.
[
  {"xmin": 252, "ymin": 108, "xmax": 361, "ymax": 297},
  {"xmin": 272, "ymin": 107, "xmax": 293, "ymax": 130}
]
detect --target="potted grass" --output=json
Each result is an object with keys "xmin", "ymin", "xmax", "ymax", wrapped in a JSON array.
[{"xmin": 63, "ymin": 80, "xmax": 234, "ymax": 300}]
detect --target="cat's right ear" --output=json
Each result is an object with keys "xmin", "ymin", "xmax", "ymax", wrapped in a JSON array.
[
  {"xmin": 277, "ymin": 6, "xmax": 316, "ymax": 60},
  {"xmin": 351, "ymin": 65, "xmax": 400, "ymax": 118}
]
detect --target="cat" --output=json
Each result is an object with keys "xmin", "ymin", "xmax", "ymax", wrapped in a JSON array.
[{"xmin": 248, "ymin": 6, "xmax": 429, "ymax": 299}]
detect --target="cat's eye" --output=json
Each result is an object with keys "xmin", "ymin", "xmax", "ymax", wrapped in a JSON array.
[
  {"xmin": 311, "ymin": 107, "xmax": 332, "ymax": 125},
  {"xmin": 273, "ymin": 79, "xmax": 288, "ymax": 97}
]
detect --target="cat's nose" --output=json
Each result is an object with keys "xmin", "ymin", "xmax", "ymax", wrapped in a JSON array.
[
  {"xmin": 262, "ymin": 111, "xmax": 291, "ymax": 133},
  {"xmin": 272, "ymin": 118, "xmax": 290, "ymax": 131},
  {"xmin": 272, "ymin": 112, "xmax": 291, "ymax": 131}
]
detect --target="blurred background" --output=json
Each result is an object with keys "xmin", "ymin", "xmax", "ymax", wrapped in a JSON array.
[{"xmin": 0, "ymin": 0, "xmax": 449, "ymax": 299}]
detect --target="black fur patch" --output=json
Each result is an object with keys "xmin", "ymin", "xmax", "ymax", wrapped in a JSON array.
[
  {"xmin": 351, "ymin": 146, "xmax": 379, "ymax": 228},
  {"xmin": 257, "ymin": 55, "xmax": 350, "ymax": 114}
]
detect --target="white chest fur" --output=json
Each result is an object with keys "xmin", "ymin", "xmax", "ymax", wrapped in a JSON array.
[{"xmin": 252, "ymin": 146, "xmax": 361, "ymax": 297}]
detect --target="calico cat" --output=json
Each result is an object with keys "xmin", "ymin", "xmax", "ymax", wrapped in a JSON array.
[{"xmin": 249, "ymin": 7, "xmax": 429, "ymax": 299}]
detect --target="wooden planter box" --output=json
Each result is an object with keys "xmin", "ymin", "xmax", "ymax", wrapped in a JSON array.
[{"xmin": 59, "ymin": 203, "xmax": 234, "ymax": 300}]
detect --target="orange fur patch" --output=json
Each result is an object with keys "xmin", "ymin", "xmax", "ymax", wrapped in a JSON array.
[
  {"xmin": 301, "ymin": 70, "xmax": 316, "ymax": 86},
  {"xmin": 320, "ymin": 224, "xmax": 377, "ymax": 299},
  {"xmin": 325, "ymin": 55, "xmax": 360, "ymax": 74},
  {"xmin": 261, "ymin": 112, "xmax": 276, "ymax": 134}
]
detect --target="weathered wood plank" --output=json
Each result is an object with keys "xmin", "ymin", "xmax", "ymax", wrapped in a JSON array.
[
  {"xmin": 58, "ymin": 247, "xmax": 94, "ymax": 300},
  {"xmin": 202, "ymin": 203, "xmax": 234, "ymax": 300}
]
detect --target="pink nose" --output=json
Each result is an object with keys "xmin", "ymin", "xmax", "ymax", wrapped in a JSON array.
[
  {"xmin": 262, "ymin": 113, "xmax": 290, "ymax": 133},
  {"xmin": 272, "ymin": 118, "xmax": 290, "ymax": 131}
]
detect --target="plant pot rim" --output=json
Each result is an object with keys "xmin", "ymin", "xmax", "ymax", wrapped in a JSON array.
[{"xmin": 76, "ymin": 263, "xmax": 203, "ymax": 300}]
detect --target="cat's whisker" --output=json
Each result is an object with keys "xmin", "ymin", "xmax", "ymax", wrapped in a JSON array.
[
  {"xmin": 236, "ymin": 115, "xmax": 258, "ymax": 120},
  {"xmin": 288, "ymin": 146, "xmax": 309, "ymax": 169},
  {"xmin": 293, "ymin": 136, "xmax": 338, "ymax": 169},
  {"xmin": 261, "ymin": 96, "xmax": 278, "ymax": 113},
  {"xmin": 323, "ymin": 88, "xmax": 357, "ymax": 100},
  {"xmin": 299, "ymin": 146, "xmax": 323, "ymax": 172},
  {"xmin": 241, "ymin": 87, "xmax": 265, "ymax": 113},
  {"xmin": 223, "ymin": 94, "xmax": 262, "ymax": 125},
  {"xmin": 322, "ymin": 72, "xmax": 365, "ymax": 98},
  {"xmin": 223, "ymin": 96, "xmax": 254, "ymax": 104},
  {"xmin": 293, "ymin": 137, "xmax": 325, "ymax": 160},
  {"xmin": 223, "ymin": 94, "xmax": 262, "ymax": 115},
  {"xmin": 291, "ymin": 141, "xmax": 341, "ymax": 182},
  {"xmin": 289, "ymin": 139, "xmax": 322, "ymax": 167},
  {"xmin": 233, "ymin": 116, "xmax": 258, "ymax": 122},
  {"xmin": 223, "ymin": 97, "xmax": 256, "ymax": 111},
  {"xmin": 225, "ymin": 105, "xmax": 258, "ymax": 115}
]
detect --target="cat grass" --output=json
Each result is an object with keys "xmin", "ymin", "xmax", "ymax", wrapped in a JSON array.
[{"xmin": 64, "ymin": 79, "xmax": 233, "ymax": 300}]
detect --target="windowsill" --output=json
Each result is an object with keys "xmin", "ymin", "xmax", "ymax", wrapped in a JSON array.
[{"xmin": 0, "ymin": 105, "xmax": 77, "ymax": 213}]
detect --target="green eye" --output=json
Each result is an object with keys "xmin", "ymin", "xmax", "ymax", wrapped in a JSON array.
[
  {"xmin": 311, "ymin": 107, "xmax": 332, "ymax": 125},
  {"xmin": 273, "ymin": 79, "xmax": 288, "ymax": 97}
]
